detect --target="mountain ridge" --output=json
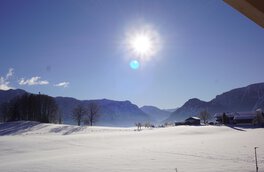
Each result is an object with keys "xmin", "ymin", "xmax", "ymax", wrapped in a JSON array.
[
  {"xmin": 166, "ymin": 82, "xmax": 264, "ymax": 122},
  {"xmin": 0, "ymin": 90, "xmax": 150, "ymax": 127},
  {"xmin": 1, "ymin": 82, "xmax": 264, "ymax": 125}
]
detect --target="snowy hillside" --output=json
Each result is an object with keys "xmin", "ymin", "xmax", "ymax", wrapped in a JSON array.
[
  {"xmin": 0, "ymin": 121, "xmax": 263, "ymax": 172},
  {"xmin": 0, "ymin": 121, "xmax": 132, "ymax": 136}
]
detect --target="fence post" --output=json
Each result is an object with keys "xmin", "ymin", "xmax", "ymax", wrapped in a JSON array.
[{"xmin": 255, "ymin": 147, "xmax": 259, "ymax": 172}]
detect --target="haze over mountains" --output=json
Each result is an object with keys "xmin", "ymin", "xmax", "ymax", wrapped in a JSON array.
[
  {"xmin": 140, "ymin": 106, "xmax": 170, "ymax": 123},
  {"xmin": 1, "ymin": 82, "xmax": 264, "ymax": 125}
]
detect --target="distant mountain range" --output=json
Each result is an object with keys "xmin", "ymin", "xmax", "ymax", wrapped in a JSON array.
[
  {"xmin": 166, "ymin": 83, "xmax": 264, "ymax": 122},
  {"xmin": 0, "ymin": 89, "xmax": 154, "ymax": 126},
  {"xmin": 55, "ymin": 97, "xmax": 150, "ymax": 126},
  {"xmin": 1, "ymin": 82, "xmax": 264, "ymax": 125}
]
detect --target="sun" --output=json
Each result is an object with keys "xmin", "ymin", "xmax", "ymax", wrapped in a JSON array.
[
  {"xmin": 125, "ymin": 24, "xmax": 161, "ymax": 62},
  {"xmin": 130, "ymin": 33, "xmax": 153, "ymax": 57}
]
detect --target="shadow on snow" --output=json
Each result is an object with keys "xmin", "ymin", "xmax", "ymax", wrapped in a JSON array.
[{"xmin": 0, "ymin": 121, "xmax": 85, "ymax": 136}]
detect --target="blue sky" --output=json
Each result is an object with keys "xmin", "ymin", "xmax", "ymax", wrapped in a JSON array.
[{"xmin": 0, "ymin": 0, "xmax": 264, "ymax": 109}]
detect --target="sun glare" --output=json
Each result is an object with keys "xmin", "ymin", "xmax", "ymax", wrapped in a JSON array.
[
  {"xmin": 125, "ymin": 24, "xmax": 161, "ymax": 62},
  {"xmin": 130, "ymin": 34, "xmax": 153, "ymax": 57}
]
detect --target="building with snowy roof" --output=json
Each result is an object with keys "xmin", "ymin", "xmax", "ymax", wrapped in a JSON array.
[
  {"xmin": 185, "ymin": 117, "xmax": 201, "ymax": 125},
  {"xmin": 214, "ymin": 110, "xmax": 264, "ymax": 125}
]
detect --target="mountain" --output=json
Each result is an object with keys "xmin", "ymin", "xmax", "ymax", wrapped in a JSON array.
[
  {"xmin": 140, "ymin": 106, "xmax": 170, "ymax": 124},
  {"xmin": 0, "ymin": 89, "xmax": 26, "ymax": 105},
  {"xmin": 55, "ymin": 97, "xmax": 82, "ymax": 124},
  {"xmin": 2, "ymin": 82, "xmax": 264, "ymax": 125},
  {"xmin": 86, "ymin": 99, "xmax": 150, "ymax": 127},
  {"xmin": 163, "ymin": 108, "xmax": 178, "ymax": 113},
  {"xmin": 0, "ymin": 89, "xmax": 150, "ymax": 127},
  {"xmin": 55, "ymin": 97, "xmax": 150, "ymax": 126},
  {"xmin": 166, "ymin": 83, "xmax": 264, "ymax": 122}
]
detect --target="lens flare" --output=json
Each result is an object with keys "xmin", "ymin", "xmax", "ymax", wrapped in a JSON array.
[{"xmin": 130, "ymin": 60, "xmax": 140, "ymax": 70}]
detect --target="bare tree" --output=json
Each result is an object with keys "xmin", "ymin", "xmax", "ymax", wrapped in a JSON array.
[
  {"xmin": 135, "ymin": 122, "xmax": 142, "ymax": 131},
  {"xmin": 72, "ymin": 105, "xmax": 86, "ymax": 126},
  {"xmin": 144, "ymin": 121, "xmax": 151, "ymax": 128},
  {"xmin": 85, "ymin": 102, "xmax": 100, "ymax": 126},
  {"xmin": 199, "ymin": 109, "xmax": 211, "ymax": 125}
]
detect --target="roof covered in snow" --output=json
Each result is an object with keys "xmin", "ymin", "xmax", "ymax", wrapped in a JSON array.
[{"xmin": 185, "ymin": 117, "xmax": 200, "ymax": 121}]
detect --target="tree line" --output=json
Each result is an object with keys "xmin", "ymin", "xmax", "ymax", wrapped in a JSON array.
[
  {"xmin": 0, "ymin": 93, "xmax": 60, "ymax": 123},
  {"xmin": 72, "ymin": 102, "xmax": 100, "ymax": 126},
  {"xmin": 0, "ymin": 93, "xmax": 101, "ymax": 126}
]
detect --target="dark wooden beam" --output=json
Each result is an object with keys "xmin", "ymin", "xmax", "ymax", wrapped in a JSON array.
[{"xmin": 224, "ymin": 0, "xmax": 264, "ymax": 28}]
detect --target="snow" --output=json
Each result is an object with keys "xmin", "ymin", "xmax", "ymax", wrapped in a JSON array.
[
  {"xmin": 0, "ymin": 121, "xmax": 264, "ymax": 172},
  {"xmin": 186, "ymin": 116, "xmax": 200, "ymax": 120}
]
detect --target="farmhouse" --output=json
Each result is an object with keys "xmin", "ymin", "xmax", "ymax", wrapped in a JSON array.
[
  {"xmin": 214, "ymin": 109, "xmax": 264, "ymax": 125},
  {"xmin": 185, "ymin": 117, "xmax": 201, "ymax": 125},
  {"xmin": 233, "ymin": 112, "xmax": 256, "ymax": 124},
  {"xmin": 174, "ymin": 117, "xmax": 201, "ymax": 126},
  {"xmin": 214, "ymin": 112, "xmax": 235, "ymax": 124}
]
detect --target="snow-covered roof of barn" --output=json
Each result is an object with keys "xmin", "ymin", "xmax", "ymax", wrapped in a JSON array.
[{"xmin": 186, "ymin": 117, "xmax": 200, "ymax": 120}]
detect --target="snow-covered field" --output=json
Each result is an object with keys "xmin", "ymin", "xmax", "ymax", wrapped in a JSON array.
[{"xmin": 0, "ymin": 121, "xmax": 263, "ymax": 172}]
